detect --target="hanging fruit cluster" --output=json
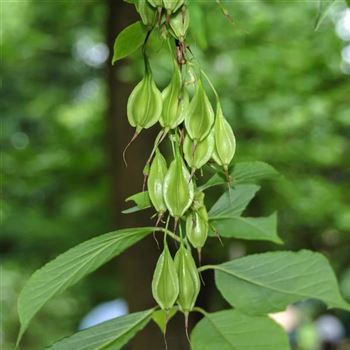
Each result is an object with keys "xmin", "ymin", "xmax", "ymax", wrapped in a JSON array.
[{"xmin": 126, "ymin": 0, "xmax": 236, "ymax": 335}]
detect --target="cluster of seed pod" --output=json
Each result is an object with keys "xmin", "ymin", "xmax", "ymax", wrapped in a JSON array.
[{"xmin": 126, "ymin": 0, "xmax": 236, "ymax": 336}]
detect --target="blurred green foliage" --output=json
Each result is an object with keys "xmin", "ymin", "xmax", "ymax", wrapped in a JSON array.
[{"xmin": 2, "ymin": 1, "xmax": 350, "ymax": 349}]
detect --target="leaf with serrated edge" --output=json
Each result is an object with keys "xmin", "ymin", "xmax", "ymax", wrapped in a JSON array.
[
  {"xmin": 112, "ymin": 21, "xmax": 147, "ymax": 63},
  {"xmin": 209, "ymin": 184, "xmax": 260, "ymax": 219},
  {"xmin": 199, "ymin": 161, "xmax": 279, "ymax": 191},
  {"xmin": 209, "ymin": 212, "xmax": 282, "ymax": 244},
  {"xmin": 214, "ymin": 250, "xmax": 350, "ymax": 315},
  {"xmin": 47, "ymin": 309, "xmax": 154, "ymax": 350},
  {"xmin": 191, "ymin": 309, "xmax": 290, "ymax": 350},
  {"xmin": 17, "ymin": 227, "xmax": 154, "ymax": 344}
]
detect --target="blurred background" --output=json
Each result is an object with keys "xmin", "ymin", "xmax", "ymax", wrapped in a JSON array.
[{"xmin": 2, "ymin": 1, "xmax": 350, "ymax": 349}]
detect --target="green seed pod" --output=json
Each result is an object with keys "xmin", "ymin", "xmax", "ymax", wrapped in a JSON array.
[
  {"xmin": 186, "ymin": 207, "xmax": 209, "ymax": 250},
  {"xmin": 169, "ymin": 6, "xmax": 189, "ymax": 40},
  {"xmin": 163, "ymin": 147, "xmax": 194, "ymax": 218},
  {"xmin": 184, "ymin": 80, "xmax": 214, "ymax": 143},
  {"xmin": 135, "ymin": 1, "xmax": 156, "ymax": 28},
  {"xmin": 148, "ymin": 0, "xmax": 163, "ymax": 8},
  {"xmin": 152, "ymin": 241, "xmax": 179, "ymax": 310},
  {"xmin": 163, "ymin": 0, "xmax": 184, "ymax": 14},
  {"xmin": 174, "ymin": 244, "xmax": 200, "ymax": 313},
  {"xmin": 183, "ymin": 131, "xmax": 214, "ymax": 170},
  {"xmin": 160, "ymin": 65, "xmax": 189, "ymax": 131},
  {"xmin": 192, "ymin": 191, "xmax": 205, "ymax": 211},
  {"xmin": 127, "ymin": 62, "xmax": 162, "ymax": 133},
  {"xmin": 213, "ymin": 103, "xmax": 236, "ymax": 170},
  {"xmin": 147, "ymin": 149, "xmax": 167, "ymax": 214}
]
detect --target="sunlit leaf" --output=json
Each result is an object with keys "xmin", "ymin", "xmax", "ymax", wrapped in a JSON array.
[{"xmin": 191, "ymin": 309, "xmax": 290, "ymax": 350}]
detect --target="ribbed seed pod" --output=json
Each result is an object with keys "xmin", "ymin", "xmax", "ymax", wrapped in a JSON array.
[
  {"xmin": 163, "ymin": 0, "xmax": 184, "ymax": 14},
  {"xmin": 186, "ymin": 206, "xmax": 209, "ymax": 250},
  {"xmin": 148, "ymin": 0, "xmax": 163, "ymax": 8},
  {"xmin": 160, "ymin": 64, "xmax": 189, "ymax": 131},
  {"xmin": 174, "ymin": 244, "xmax": 200, "ymax": 313},
  {"xmin": 152, "ymin": 241, "xmax": 179, "ymax": 310},
  {"xmin": 127, "ymin": 63, "xmax": 162, "ymax": 134},
  {"xmin": 163, "ymin": 147, "xmax": 194, "ymax": 219},
  {"xmin": 212, "ymin": 103, "xmax": 236, "ymax": 171},
  {"xmin": 135, "ymin": 1, "xmax": 156, "ymax": 28},
  {"xmin": 192, "ymin": 191, "xmax": 205, "ymax": 211},
  {"xmin": 184, "ymin": 80, "xmax": 214, "ymax": 143},
  {"xmin": 147, "ymin": 149, "xmax": 167, "ymax": 214},
  {"xmin": 183, "ymin": 131, "xmax": 214, "ymax": 171},
  {"xmin": 169, "ymin": 6, "xmax": 189, "ymax": 40}
]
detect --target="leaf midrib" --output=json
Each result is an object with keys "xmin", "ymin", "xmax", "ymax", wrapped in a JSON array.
[
  {"xmin": 205, "ymin": 315, "xmax": 239, "ymax": 350},
  {"xmin": 215, "ymin": 264, "xmax": 341, "ymax": 308}
]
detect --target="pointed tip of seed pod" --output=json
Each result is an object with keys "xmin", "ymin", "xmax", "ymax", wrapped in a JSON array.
[
  {"xmin": 142, "ymin": 174, "xmax": 148, "ymax": 193},
  {"xmin": 163, "ymin": 311, "xmax": 169, "ymax": 350},
  {"xmin": 224, "ymin": 167, "xmax": 233, "ymax": 187},
  {"xmin": 152, "ymin": 212, "xmax": 164, "ymax": 249},
  {"xmin": 173, "ymin": 218, "xmax": 179, "ymax": 234},
  {"xmin": 199, "ymin": 269, "xmax": 206, "ymax": 286},
  {"xmin": 159, "ymin": 129, "xmax": 169, "ymax": 144},
  {"xmin": 214, "ymin": 227, "xmax": 224, "ymax": 246},
  {"xmin": 152, "ymin": 231, "xmax": 160, "ymax": 250},
  {"xmin": 188, "ymin": 168, "xmax": 196, "ymax": 183},
  {"xmin": 191, "ymin": 140, "xmax": 198, "ymax": 159},
  {"xmin": 197, "ymin": 248, "xmax": 202, "ymax": 266},
  {"xmin": 184, "ymin": 312, "xmax": 191, "ymax": 344},
  {"xmin": 122, "ymin": 131, "xmax": 140, "ymax": 167}
]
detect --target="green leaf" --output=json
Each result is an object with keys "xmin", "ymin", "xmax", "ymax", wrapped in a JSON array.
[
  {"xmin": 17, "ymin": 227, "xmax": 154, "ymax": 343},
  {"xmin": 191, "ymin": 309, "xmax": 290, "ymax": 350},
  {"xmin": 214, "ymin": 250, "xmax": 350, "ymax": 315},
  {"xmin": 315, "ymin": 0, "xmax": 335, "ymax": 31},
  {"xmin": 47, "ymin": 309, "xmax": 154, "ymax": 350},
  {"xmin": 210, "ymin": 212, "xmax": 282, "ymax": 244},
  {"xmin": 152, "ymin": 308, "xmax": 177, "ymax": 334},
  {"xmin": 122, "ymin": 191, "xmax": 151, "ymax": 214},
  {"xmin": 112, "ymin": 21, "xmax": 147, "ymax": 63},
  {"xmin": 233, "ymin": 161, "xmax": 280, "ymax": 184},
  {"xmin": 208, "ymin": 184, "xmax": 260, "ymax": 219},
  {"xmin": 200, "ymin": 161, "xmax": 279, "ymax": 191}
]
